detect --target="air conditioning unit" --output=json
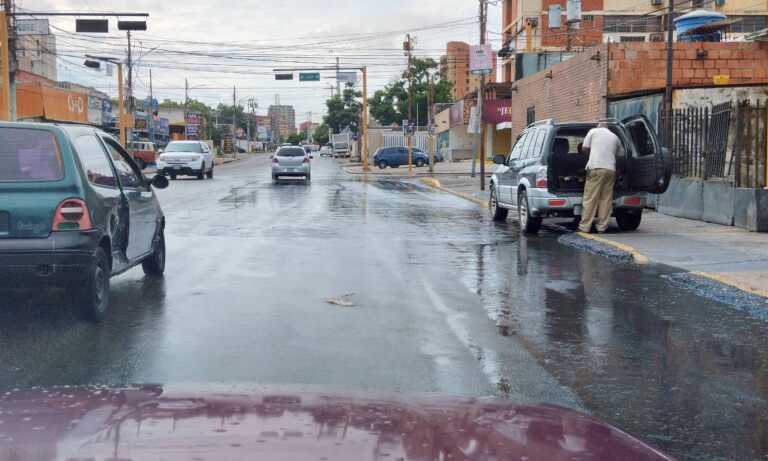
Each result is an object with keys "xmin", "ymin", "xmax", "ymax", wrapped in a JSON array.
[{"xmin": 651, "ymin": 0, "xmax": 663, "ymax": 5}]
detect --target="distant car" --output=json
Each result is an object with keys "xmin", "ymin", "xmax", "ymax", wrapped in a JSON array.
[
  {"xmin": 156, "ymin": 141, "xmax": 215, "ymax": 180},
  {"xmin": 319, "ymin": 146, "xmax": 334, "ymax": 157},
  {"xmin": 373, "ymin": 147, "xmax": 430, "ymax": 169},
  {"xmin": 127, "ymin": 140, "xmax": 157, "ymax": 170},
  {"xmin": 272, "ymin": 146, "xmax": 312, "ymax": 182},
  {"xmin": 0, "ymin": 122, "xmax": 169, "ymax": 322}
]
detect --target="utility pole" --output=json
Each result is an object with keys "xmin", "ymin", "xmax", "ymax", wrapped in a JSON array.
[
  {"xmin": 0, "ymin": 7, "xmax": 10, "ymax": 121},
  {"xmin": 336, "ymin": 57, "xmax": 340, "ymax": 97},
  {"xmin": 2, "ymin": 0, "xmax": 16, "ymax": 121},
  {"xmin": 405, "ymin": 33, "xmax": 414, "ymax": 176},
  {"xmin": 362, "ymin": 66, "xmax": 369, "ymax": 171},
  {"xmin": 126, "ymin": 30, "xmax": 133, "ymax": 143},
  {"xmin": 428, "ymin": 73, "xmax": 435, "ymax": 174},
  {"xmin": 148, "ymin": 68, "xmax": 154, "ymax": 144},
  {"xmin": 184, "ymin": 78, "xmax": 189, "ymax": 139},
  {"xmin": 232, "ymin": 85, "xmax": 237, "ymax": 159},
  {"xmin": 478, "ymin": 0, "xmax": 487, "ymax": 191},
  {"xmin": 664, "ymin": 0, "xmax": 674, "ymax": 149}
]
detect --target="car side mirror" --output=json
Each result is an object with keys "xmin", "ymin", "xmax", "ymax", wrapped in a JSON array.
[
  {"xmin": 150, "ymin": 174, "xmax": 169, "ymax": 189},
  {"xmin": 493, "ymin": 154, "xmax": 506, "ymax": 165}
]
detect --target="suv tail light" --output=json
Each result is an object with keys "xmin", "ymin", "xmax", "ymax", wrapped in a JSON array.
[
  {"xmin": 623, "ymin": 196, "xmax": 643, "ymax": 206},
  {"xmin": 52, "ymin": 198, "xmax": 92, "ymax": 231},
  {"xmin": 273, "ymin": 157, "xmax": 279, "ymax": 164},
  {"xmin": 535, "ymin": 167, "xmax": 548, "ymax": 188},
  {"xmin": 303, "ymin": 156, "xmax": 310, "ymax": 164}
]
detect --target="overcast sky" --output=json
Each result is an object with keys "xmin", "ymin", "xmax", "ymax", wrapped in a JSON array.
[{"xmin": 19, "ymin": 0, "xmax": 501, "ymax": 125}]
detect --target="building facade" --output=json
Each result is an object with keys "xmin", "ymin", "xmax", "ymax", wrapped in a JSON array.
[
  {"xmin": 17, "ymin": 34, "xmax": 57, "ymax": 82},
  {"xmin": 500, "ymin": 0, "xmax": 768, "ymax": 83},
  {"xmin": 441, "ymin": 41, "xmax": 497, "ymax": 101},
  {"xmin": 268, "ymin": 104, "xmax": 296, "ymax": 141}
]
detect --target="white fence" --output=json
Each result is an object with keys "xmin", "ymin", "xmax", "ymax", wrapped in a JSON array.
[{"xmin": 382, "ymin": 131, "xmax": 431, "ymax": 151}]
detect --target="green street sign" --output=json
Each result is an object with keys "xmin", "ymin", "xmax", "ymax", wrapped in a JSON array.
[
  {"xmin": 299, "ymin": 72, "xmax": 320, "ymax": 82},
  {"xmin": 275, "ymin": 73, "xmax": 293, "ymax": 80}
]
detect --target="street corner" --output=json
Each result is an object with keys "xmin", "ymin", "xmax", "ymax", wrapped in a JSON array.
[
  {"xmin": 417, "ymin": 177, "xmax": 489, "ymax": 208},
  {"xmin": 559, "ymin": 232, "xmax": 649, "ymax": 265}
]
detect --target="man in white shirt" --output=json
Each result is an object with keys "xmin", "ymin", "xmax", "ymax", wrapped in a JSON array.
[{"xmin": 578, "ymin": 122, "xmax": 620, "ymax": 233}]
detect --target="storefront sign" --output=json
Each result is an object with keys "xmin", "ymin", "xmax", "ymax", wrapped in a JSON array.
[
  {"xmin": 449, "ymin": 100, "xmax": 464, "ymax": 127},
  {"xmin": 482, "ymin": 99, "xmax": 512, "ymax": 124},
  {"xmin": 469, "ymin": 44, "xmax": 493, "ymax": 75}
]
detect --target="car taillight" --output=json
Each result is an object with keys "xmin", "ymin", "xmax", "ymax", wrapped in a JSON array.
[
  {"xmin": 624, "ymin": 196, "xmax": 643, "ymax": 206},
  {"xmin": 303, "ymin": 156, "xmax": 310, "ymax": 163},
  {"xmin": 548, "ymin": 199, "xmax": 567, "ymax": 206},
  {"xmin": 535, "ymin": 167, "xmax": 548, "ymax": 188},
  {"xmin": 52, "ymin": 198, "xmax": 92, "ymax": 231}
]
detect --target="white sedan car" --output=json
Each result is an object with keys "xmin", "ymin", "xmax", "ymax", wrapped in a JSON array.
[{"xmin": 157, "ymin": 141, "xmax": 215, "ymax": 180}]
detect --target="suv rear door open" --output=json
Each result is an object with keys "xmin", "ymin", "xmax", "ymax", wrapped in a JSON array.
[{"xmin": 622, "ymin": 114, "xmax": 671, "ymax": 194}]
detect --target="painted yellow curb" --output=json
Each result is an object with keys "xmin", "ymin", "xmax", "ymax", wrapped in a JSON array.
[
  {"xmin": 691, "ymin": 271, "xmax": 768, "ymax": 299},
  {"xmin": 575, "ymin": 232, "xmax": 650, "ymax": 265},
  {"xmin": 419, "ymin": 177, "xmax": 488, "ymax": 208}
]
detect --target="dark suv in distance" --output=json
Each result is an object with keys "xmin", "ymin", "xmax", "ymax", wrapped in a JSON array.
[
  {"xmin": 373, "ymin": 146, "xmax": 431, "ymax": 169},
  {"xmin": 0, "ymin": 122, "xmax": 170, "ymax": 321},
  {"xmin": 489, "ymin": 116, "xmax": 671, "ymax": 233}
]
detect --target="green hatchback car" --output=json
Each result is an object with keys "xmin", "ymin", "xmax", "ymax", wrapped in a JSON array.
[{"xmin": 0, "ymin": 122, "xmax": 169, "ymax": 321}]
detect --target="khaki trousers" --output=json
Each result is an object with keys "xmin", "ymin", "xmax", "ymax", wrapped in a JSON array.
[{"xmin": 578, "ymin": 168, "xmax": 615, "ymax": 233}]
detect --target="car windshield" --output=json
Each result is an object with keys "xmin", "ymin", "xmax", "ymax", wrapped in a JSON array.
[
  {"xmin": 3, "ymin": 4, "xmax": 767, "ymax": 461},
  {"xmin": 277, "ymin": 147, "xmax": 305, "ymax": 157},
  {"xmin": 165, "ymin": 142, "xmax": 203, "ymax": 153},
  {"xmin": 0, "ymin": 128, "xmax": 63, "ymax": 182}
]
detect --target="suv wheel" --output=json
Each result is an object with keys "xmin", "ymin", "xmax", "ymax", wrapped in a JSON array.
[
  {"xmin": 197, "ymin": 164, "xmax": 205, "ymax": 180},
  {"xmin": 490, "ymin": 187, "xmax": 508, "ymax": 222},
  {"xmin": 518, "ymin": 190, "xmax": 542, "ymax": 234},
  {"xmin": 206, "ymin": 164, "xmax": 214, "ymax": 179},
  {"xmin": 615, "ymin": 209, "xmax": 642, "ymax": 231},
  {"xmin": 72, "ymin": 246, "xmax": 110, "ymax": 322},
  {"xmin": 142, "ymin": 228, "xmax": 166, "ymax": 276},
  {"xmin": 378, "ymin": 160, "xmax": 387, "ymax": 169},
  {"xmin": 415, "ymin": 158, "xmax": 425, "ymax": 167}
]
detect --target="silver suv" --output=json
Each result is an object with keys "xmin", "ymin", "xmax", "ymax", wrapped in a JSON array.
[{"xmin": 489, "ymin": 116, "xmax": 671, "ymax": 233}]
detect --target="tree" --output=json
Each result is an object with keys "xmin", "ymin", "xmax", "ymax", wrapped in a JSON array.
[
  {"xmin": 368, "ymin": 57, "xmax": 452, "ymax": 127},
  {"xmin": 286, "ymin": 132, "xmax": 307, "ymax": 145},
  {"xmin": 323, "ymin": 82, "xmax": 362, "ymax": 135},
  {"xmin": 314, "ymin": 122, "xmax": 330, "ymax": 145}
]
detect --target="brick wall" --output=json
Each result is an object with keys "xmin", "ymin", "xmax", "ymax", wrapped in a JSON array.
[
  {"xmin": 608, "ymin": 42, "xmax": 768, "ymax": 96},
  {"xmin": 510, "ymin": 45, "xmax": 608, "ymax": 135},
  {"xmin": 540, "ymin": 0, "xmax": 604, "ymax": 49}
]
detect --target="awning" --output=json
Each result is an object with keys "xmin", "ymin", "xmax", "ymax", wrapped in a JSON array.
[
  {"xmin": 678, "ymin": 18, "xmax": 741, "ymax": 36},
  {"xmin": 496, "ymin": 122, "xmax": 512, "ymax": 131}
]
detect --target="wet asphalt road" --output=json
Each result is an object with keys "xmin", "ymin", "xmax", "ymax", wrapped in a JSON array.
[{"xmin": 0, "ymin": 155, "xmax": 767, "ymax": 460}]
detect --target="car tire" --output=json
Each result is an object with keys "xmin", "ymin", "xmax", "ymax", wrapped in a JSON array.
[
  {"xmin": 518, "ymin": 190, "xmax": 542, "ymax": 234},
  {"xmin": 169, "ymin": 173, "xmax": 177, "ymax": 180},
  {"xmin": 71, "ymin": 246, "xmax": 110, "ymax": 322},
  {"xmin": 272, "ymin": 174, "xmax": 278, "ymax": 183},
  {"xmin": 142, "ymin": 228, "xmax": 166, "ymax": 276},
  {"xmin": 306, "ymin": 173, "xmax": 311, "ymax": 182},
  {"xmin": 206, "ymin": 165, "xmax": 214, "ymax": 179},
  {"xmin": 490, "ymin": 187, "xmax": 508, "ymax": 222},
  {"xmin": 415, "ymin": 158, "xmax": 426, "ymax": 167},
  {"xmin": 615, "ymin": 209, "xmax": 642, "ymax": 231},
  {"xmin": 197, "ymin": 164, "xmax": 205, "ymax": 180},
  {"xmin": 378, "ymin": 160, "xmax": 387, "ymax": 169}
]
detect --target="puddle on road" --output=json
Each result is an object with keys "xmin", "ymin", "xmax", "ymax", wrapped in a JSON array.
[{"xmin": 450, "ymin": 228, "xmax": 768, "ymax": 461}]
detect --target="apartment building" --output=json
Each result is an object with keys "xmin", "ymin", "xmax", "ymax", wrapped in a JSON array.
[
  {"xmin": 500, "ymin": 0, "xmax": 768, "ymax": 82},
  {"xmin": 268, "ymin": 104, "xmax": 296, "ymax": 141},
  {"xmin": 440, "ymin": 41, "xmax": 497, "ymax": 101},
  {"xmin": 16, "ymin": 34, "xmax": 57, "ymax": 82}
]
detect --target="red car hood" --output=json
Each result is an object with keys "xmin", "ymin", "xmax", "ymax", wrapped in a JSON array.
[{"xmin": 0, "ymin": 384, "xmax": 674, "ymax": 461}]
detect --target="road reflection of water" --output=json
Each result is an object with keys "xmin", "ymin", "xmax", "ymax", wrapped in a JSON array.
[{"xmin": 454, "ymin": 224, "xmax": 768, "ymax": 461}]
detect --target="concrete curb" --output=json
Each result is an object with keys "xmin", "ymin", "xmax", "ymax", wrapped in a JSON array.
[
  {"xmin": 419, "ymin": 177, "xmax": 488, "ymax": 208},
  {"xmin": 691, "ymin": 271, "xmax": 768, "ymax": 300},
  {"xmin": 573, "ymin": 232, "xmax": 650, "ymax": 265}
]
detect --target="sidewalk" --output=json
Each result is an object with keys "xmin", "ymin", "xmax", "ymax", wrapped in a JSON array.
[{"xmin": 582, "ymin": 212, "xmax": 768, "ymax": 298}]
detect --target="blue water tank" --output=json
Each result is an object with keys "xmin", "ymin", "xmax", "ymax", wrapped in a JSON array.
[{"xmin": 674, "ymin": 9, "xmax": 727, "ymax": 42}]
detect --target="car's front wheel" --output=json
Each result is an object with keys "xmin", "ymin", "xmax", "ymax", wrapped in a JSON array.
[
  {"xmin": 518, "ymin": 190, "xmax": 542, "ymax": 234},
  {"xmin": 206, "ymin": 164, "xmax": 214, "ymax": 179},
  {"xmin": 415, "ymin": 158, "xmax": 426, "ymax": 167},
  {"xmin": 142, "ymin": 228, "xmax": 166, "ymax": 276},
  {"xmin": 615, "ymin": 209, "xmax": 642, "ymax": 231},
  {"xmin": 378, "ymin": 160, "xmax": 387, "ymax": 169},
  {"xmin": 71, "ymin": 246, "xmax": 110, "ymax": 322},
  {"xmin": 490, "ymin": 187, "xmax": 508, "ymax": 222},
  {"xmin": 197, "ymin": 164, "xmax": 205, "ymax": 180}
]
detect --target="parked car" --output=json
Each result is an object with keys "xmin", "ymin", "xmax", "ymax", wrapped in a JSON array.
[
  {"xmin": 0, "ymin": 122, "xmax": 169, "ymax": 321},
  {"xmin": 156, "ymin": 140, "xmax": 215, "ymax": 180},
  {"xmin": 127, "ymin": 140, "xmax": 157, "ymax": 170},
  {"xmin": 272, "ymin": 146, "xmax": 312, "ymax": 182},
  {"xmin": 489, "ymin": 116, "xmax": 671, "ymax": 233},
  {"xmin": 373, "ymin": 147, "xmax": 431, "ymax": 169},
  {"xmin": 319, "ymin": 145, "xmax": 334, "ymax": 157},
  {"xmin": 412, "ymin": 147, "xmax": 443, "ymax": 163}
]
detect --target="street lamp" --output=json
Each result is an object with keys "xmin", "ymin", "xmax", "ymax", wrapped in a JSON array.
[{"xmin": 85, "ymin": 55, "xmax": 127, "ymax": 146}]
